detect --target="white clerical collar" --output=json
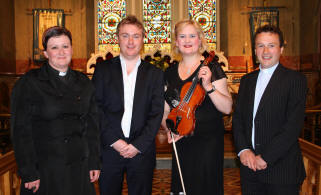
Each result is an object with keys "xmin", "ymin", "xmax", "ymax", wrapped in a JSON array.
[
  {"xmin": 59, "ymin": 71, "xmax": 67, "ymax": 76},
  {"xmin": 259, "ymin": 63, "xmax": 279, "ymax": 74}
]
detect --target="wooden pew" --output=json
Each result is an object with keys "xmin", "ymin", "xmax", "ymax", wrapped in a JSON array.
[
  {"xmin": 0, "ymin": 151, "xmax": 19, "ymax": 195},
  {"xmin": 300, "ymin": 138, "xmax": 321, "ymax": 195}
]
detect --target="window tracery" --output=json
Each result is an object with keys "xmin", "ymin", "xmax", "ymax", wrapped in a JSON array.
[
  {"xmin": 97, "ymin": 0, "xmax": 126, "ymax": 51},
  {"xmin": 189, "ymin": 0, "xmax": 217, "ymax": 49},
  {"xmin": 143, "ymin": 0, "xmax": 171, "ymax": 53}
]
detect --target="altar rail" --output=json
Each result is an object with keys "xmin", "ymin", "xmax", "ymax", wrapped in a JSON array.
[
  {"xmin": 0, "ymin": 114, "xmax": 11, "ymax": 155},
  {"xmin": 300, "ymin": 138, "xmax": 321, "ymax": 195},
  {"xmin": 0, "ymin": 151, "xmax": 19, "ymax": 195},
  {"xmin": 302, "ymin": 109, "xmax": 321, "ymax": 146}
]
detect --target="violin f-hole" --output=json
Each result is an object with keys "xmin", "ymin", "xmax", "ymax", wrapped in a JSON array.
[{"xmin": 175, "ymin": 116, "xmax": 182, "ymax": 130}]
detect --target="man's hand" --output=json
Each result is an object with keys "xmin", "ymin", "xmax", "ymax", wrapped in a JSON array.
[
  {"xmin": 89, "ymin": 170, "xmax": 100, "ymax": 183},
  {"xmin": 112, "ymin": 139, "xmax": 128, "ymax": 154},
  {"xmin": 24, "ymin": 179, "xmax": 40, "ymax": 193},
  {"xmin": 239, "ymin": 150, "xmax": 257, "ymax": 171},
  {"xmin": 255, "ymin": 155, "xmax": 267, "ymax": 170},
  {"xmin": 121, "ymin": 144, "xmax": 139, "ymax": 158}
]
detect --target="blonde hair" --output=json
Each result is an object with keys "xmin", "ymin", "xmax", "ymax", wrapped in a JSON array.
[
  {"xmin": 116, "ymin": 15, "xmax": 145, "ymax": 37},
  {"xmin": 173, "ymin": 19, "xmax": 208, "ymax": 55}
]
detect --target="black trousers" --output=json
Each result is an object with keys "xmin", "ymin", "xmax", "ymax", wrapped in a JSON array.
[
  {"xmin": 241, "ymin": 175, "xmax": 300, "ymax": 195},
  {"xmin": 99, "ymin": 146, "xmax": 155, "ymax": 195}
]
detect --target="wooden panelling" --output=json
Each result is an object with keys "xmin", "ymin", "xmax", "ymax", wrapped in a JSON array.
[{"xmin": 0, "ymin": 151, "xmax": 20, "ymax": 195}]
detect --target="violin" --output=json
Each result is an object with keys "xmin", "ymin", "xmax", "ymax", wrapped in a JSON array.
[{"xmin": 166, "ymin": 51, "xmax": 215, "ymax": 136}]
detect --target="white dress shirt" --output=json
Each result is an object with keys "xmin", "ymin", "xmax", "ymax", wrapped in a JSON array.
[
  {"xmin": 120, "ymin": 55, "xmax": 141, "ymax": 138},
  {"xmin": 251, "ymin": 63, "xmax": 279, "ymax": 148}
]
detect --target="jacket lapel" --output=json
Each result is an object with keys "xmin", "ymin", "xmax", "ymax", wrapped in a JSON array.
[
  {"xmin": 113, "ymin": 57, "xmax": 125, "ymax": 107},
  {"xmin": 247, "ymin": 71, "xmax": 259, "ymax": 123},
  {"xmin": 255, "ymin": 64, "xmax": 284, "ymax": 116},
  {"xmin": 130, "ymin": 61, "xmax": 148, "ymax": 135},
  {"xmin": 133, "ymin": 61, "xmax": 147, "ymax": 105},
  {"xmin": 61, "ymin": 69, "xmax": 79, "ymax": 92},
  {"xmin": 38, "ymin": 63, "xmax": 63, "ymax": 95}
]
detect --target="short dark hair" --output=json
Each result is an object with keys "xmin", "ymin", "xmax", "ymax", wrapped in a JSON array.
[
  {"xmin": 42, "ymin": 26, "xmax": 72, "ymax": 51},
  {"xmin": 254, "ymin": 25, "xmax": 284, "ymax": 47},
  {"xmin": 116, "ymin": 15, "xmax": 145, "ymax": 37}
]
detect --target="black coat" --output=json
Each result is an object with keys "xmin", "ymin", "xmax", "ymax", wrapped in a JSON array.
[
  {"xmin": 233, "ymin": 64, "xmax": 307, "ymax": 185},
  {"xmin": 11, "ymin": 63, "xmax": 100, "ymax": 195}
]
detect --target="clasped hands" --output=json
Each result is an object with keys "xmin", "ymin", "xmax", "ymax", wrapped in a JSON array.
[
  {"xmin": 240, "ymin": 150, "xmax": 267, "ymax": 171},
  {"xmin": 113, "ymin": 139, "xmax": 139, "ymax": 158}
]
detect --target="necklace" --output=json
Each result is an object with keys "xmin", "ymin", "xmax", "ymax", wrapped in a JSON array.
[
  {"xmin": 181, "ymin": 58, "xmax": 201, "ymax": 76},
  {"xmin": 181, "ymin": 62, "xmax": 193, "ymax": 75},
  {"xmin": 186, "ymin": 68, "xmax": 191, "ymax": 75}
]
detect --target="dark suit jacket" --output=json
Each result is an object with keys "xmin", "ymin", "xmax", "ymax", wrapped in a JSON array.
[
  {"xmin": 233, "ymin": 64, "xmax": 307, "ymax": 185},
  {"xmin": 92, "ymin": 56, "xmax": 164, "ymax": 155}
]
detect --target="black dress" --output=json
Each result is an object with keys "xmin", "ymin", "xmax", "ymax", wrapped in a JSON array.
[
  {"xmin": 165, "ymin": 61, "xmax": 226, "ymax": 195},
  {"xmin": 11, "ymin": 63, "xmax": 100, "ymax": 195}
]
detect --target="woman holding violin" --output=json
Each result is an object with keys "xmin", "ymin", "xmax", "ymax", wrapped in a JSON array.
[{"xmin": 162, "ymin": 19, "xmax": 232, "ymax": 195}]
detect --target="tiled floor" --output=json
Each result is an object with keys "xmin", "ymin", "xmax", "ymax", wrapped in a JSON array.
[
  {"xmin": 224, "ymin": 168, "xmax": 242, "ymax": 195},
  {"xmin": 95, "ymin": 168, "xmax": 241, "ymax": 195}
]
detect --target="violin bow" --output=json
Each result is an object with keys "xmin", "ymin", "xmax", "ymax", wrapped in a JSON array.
[{"xmin": 171, "ymin": 132, "xmax": 187, "ymax": 195}]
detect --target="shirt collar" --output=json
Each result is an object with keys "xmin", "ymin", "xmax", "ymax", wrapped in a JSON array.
[
  {"xmin": 119, "ymin": 54, "xmax": 141, "ymax": 71},
  {"xmin": 259, "ymin": 62, "xmax": 279, "ymax": 75},
  {"xmin": 47, "ymin": 62, "xmax": 69, "ymax": 77}
]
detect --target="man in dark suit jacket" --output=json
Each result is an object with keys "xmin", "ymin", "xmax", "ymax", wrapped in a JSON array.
[
  {"xmin": 92, "ymin": 15, "xmax": 164, "ymax": 195},
  {"xmin": 233, "ymin": 25, "xmax": 307, "ymax": 195}
]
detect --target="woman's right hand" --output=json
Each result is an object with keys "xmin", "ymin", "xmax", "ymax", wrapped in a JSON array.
[
  {"xmin": 25, "ymin": 179, "xmax": 40, "ymax": 193},
  {"xmin": 167, "ymin": 131, "xmax": 183, "ymax": 143},
  {"xmin": 162, "ymin": 102, "xmax": 184, "ymax": 143}
]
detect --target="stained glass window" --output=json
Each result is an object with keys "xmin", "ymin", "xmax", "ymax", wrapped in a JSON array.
[
  {"xmin": 143, "ymin": 0, "xmax": 171, "ymax": 52},
  {"xmin": 189, "ymin": 0, "xmax": 216, "ymax": 49},
  {"xmin": 97, "ymin": 0, "xmax": 126, "ymax": 52}
]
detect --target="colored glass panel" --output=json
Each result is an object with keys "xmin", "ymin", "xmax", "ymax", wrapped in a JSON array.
[
  {"xmin": 97, "ymin": 0, "xmax": 126, "ymax": 51},
  {"xmin": 143, "ymin": 0, "xmax": 171, "ymax": 48},
  {"xmin": 189, "ymin": 0, "xmax": 216, "ymax": 48}
]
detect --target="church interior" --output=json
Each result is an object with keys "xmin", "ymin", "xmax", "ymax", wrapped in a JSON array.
[{"xmin": 0, "ymin": 0, "xmax": 320, "ymax": 194}]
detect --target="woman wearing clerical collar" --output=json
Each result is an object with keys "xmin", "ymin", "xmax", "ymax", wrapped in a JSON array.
[{"xmin": 11, "ymin": 26, "xmax": 100, "ymax": 195}]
